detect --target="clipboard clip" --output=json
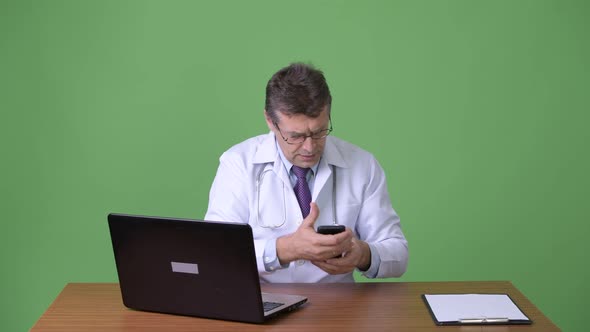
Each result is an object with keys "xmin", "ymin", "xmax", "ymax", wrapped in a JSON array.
[{"xmin": 459, "ymin": 317, "xmax": 510, "ymax": 324}]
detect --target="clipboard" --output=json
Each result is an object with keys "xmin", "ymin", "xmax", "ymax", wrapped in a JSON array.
[{"xmin": 422, "ymin": 293, "xmax": 533, "ymax": 325}]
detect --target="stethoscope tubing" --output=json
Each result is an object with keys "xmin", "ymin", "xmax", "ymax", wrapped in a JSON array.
[{"xmin": 255, "ymin": 165, "xmax": 337, "ymax": 229}]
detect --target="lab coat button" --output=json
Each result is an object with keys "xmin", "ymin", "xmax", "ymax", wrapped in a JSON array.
[{"xmin": 296, "ymin": 260, "xmax": 305, "ymax": 266}]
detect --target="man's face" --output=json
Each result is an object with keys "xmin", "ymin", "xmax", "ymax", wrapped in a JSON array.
[{"xmin": 265, "ymin": 107, "xmax": 330, "ymax": 169}]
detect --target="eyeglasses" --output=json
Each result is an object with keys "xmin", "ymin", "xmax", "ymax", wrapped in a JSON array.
[{"xmin": 273, "ymin": 118, "xmax": 333, "ymax": 145}]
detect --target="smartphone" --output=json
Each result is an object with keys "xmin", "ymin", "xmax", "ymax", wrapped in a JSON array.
[{"xmin": 317, "ymin": 225, "xmax": 345, "ymax": 235}]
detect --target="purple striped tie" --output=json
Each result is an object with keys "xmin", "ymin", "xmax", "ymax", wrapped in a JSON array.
[{"xmin": 292, "ymin": 166, "xmax": 312, "ymax": 218}]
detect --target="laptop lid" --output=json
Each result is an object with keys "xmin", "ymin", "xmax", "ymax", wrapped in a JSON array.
[{"xmin": 107, "ymin": 213, "xmax": 307, "ymax": 323}]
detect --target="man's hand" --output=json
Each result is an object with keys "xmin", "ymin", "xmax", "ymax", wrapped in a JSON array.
[
  {"xmin": 311, "ymin": 237, "xmax": 372, "ymax": 275},
  {"xmin": 276, "ymin": 202, "xmax": 353, "ymax": 265}
]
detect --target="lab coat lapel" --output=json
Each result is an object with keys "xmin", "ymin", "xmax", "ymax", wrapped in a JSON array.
[
  {"xmin": 253, "ymin": 132, "xmax": 292, "ymax": 190},
  {"xmin": 312, "ymin": 158, "xmax": 331, "ymax": 200},
  {"xmin": 312, "ymin": 138, "xmax": 347, "ymax": 200}
]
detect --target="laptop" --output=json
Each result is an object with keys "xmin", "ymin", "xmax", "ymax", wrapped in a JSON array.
[{"xmin": 107, "ymin": 213, "xmax": 308, "ymax": 323}]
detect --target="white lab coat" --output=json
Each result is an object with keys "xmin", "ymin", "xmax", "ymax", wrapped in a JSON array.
[{"xmin": 205, "ymin": 132, "xmax": 408, "ymax": 283}]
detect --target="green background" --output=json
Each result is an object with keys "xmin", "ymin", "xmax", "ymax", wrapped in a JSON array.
[{"xmin": 1, "ymin": 0, "xmax": 588, "ymax": 330}]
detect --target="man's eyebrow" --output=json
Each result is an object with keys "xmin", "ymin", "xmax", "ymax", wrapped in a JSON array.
[
  {"xmin": 286, "ymin": 126, "xmax": 329, "ymax": 135},
  {"xmin": 287, "ymin": 129, "xmax": 321, "ymax": 137}
]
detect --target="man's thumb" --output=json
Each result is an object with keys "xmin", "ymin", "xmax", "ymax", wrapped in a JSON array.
[{"xmin": 302, "ymin": 202, "xmax": 320, "ymax": 228}]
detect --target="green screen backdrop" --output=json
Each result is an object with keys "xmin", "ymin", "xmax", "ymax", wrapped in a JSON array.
[{"xmin": 1, "ymin": 0, "xmax": 588, "ymax": 331}]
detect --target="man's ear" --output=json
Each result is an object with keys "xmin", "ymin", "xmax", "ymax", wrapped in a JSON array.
[{"xmin": 264, "ymin": 110, "xmax": 274, "ymax": 131}]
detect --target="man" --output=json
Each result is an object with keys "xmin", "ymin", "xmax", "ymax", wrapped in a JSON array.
[{"xmin": 205, "ymin": 63, "xmax": 408, "ymax": 283}]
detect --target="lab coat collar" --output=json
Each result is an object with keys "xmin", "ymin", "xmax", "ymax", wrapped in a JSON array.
[{"xmin": 252, "ymin": 132, "xmax": 278, "ymax": 164}]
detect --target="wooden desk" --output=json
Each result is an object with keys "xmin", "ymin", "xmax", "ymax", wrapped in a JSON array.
[{"xmin": 31, "ymin": 281, "xmax": 559, "ymax": 331}]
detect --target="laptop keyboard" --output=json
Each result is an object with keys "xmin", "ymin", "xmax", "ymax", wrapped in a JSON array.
[{"xmin": 263, "ymin": 301, "xmax": 284, "ymax": 312}]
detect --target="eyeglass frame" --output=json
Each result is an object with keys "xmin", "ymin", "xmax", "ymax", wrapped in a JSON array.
[{"xmin": 273, "ymin": 117, "xmax": 333, "ymax": 145}]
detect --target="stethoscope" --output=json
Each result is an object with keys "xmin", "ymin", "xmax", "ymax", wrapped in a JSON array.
[{"xmin": 255, "ymin": 165, "xmax": 337, "ymax": 229}]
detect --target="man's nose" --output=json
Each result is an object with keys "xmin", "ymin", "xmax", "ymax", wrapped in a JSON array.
[{"xmin": 301, "ymin": 136, "xmax": 315, "ymax": 151}]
